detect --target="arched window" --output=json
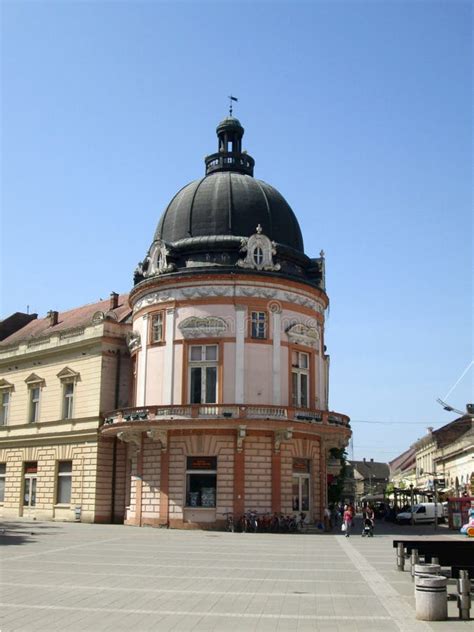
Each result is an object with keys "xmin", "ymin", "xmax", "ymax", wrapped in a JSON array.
[{"xmin": 253, "ymin": 246, "xmax": 263, "ymax": 265}]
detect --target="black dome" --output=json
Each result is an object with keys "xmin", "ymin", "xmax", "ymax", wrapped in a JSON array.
[{"xmin": 154, "ymin": 172, "xmax": 304, "ymax": 252}]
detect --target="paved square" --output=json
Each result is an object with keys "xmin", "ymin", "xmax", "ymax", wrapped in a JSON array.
[{"xmin": 0, "ymin": 520, "xmax": 471, "ymax": 631}]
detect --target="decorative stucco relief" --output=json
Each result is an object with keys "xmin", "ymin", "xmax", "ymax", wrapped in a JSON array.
[
  {"xmin": 237, "ymin": 225, "xmax": 281, "ymax": 272},
  {"xmin": 286, "ymin": 323, "xmax": 320, "ymax": 348},
  {"xmin": 117, "ymin": 430, "xmax": 141, "ymax": 451},
  {"xmin": 126, "ymin": 330, "xmax": 141, "ymax": 353},
  {"xmin": 133, "ymin": 285, "xmax": 324, "ymax": 314},
  {"xmin": 178, "ymin": 316, "xmax": 228, "ymax": 339}
]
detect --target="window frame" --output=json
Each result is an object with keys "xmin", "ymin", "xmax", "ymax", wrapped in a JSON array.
[
  {"xmin": 0, "ymin": 390, "xmax": 10, "ymax": 425},
  {"xmin": 62, "ymin": 381, "xmax": 75, "ymax": 420},
  {"xmin": 185, "ymin": 456, "xmax": 217, "ymax": 508},
  {"xmin": 290, "ymin": 349, "xmax": 311, "ymax": 409},
  {"xmin": 56, "ymin": 460, "xmax": 73, "ymax": 505},
  {"xmin": 149, "ymin": 310, "xmax": 165, "ymax": 345},
  {"xmin": 249, "ymin": 309, "xmax": 268, "ymax": 340},
  {"xmin": 57, "ymin": 368, "xmax": 80, "ymax": 421},
  {"xmin": 29, "ymin": 386, "xmax": 41, "ymax": 423},
  {"xmin": 187, "ymin": 344, "xmax": 219, "ymax": 405}
]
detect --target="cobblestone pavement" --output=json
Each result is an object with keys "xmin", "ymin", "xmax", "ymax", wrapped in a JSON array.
[{"xmin": 0, "ymin": 518, "xmax": 471, "ymax": 631}]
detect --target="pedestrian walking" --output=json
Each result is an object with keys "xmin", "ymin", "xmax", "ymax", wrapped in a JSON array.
[
  {"xmin": 342, "ymin": 504, "xmax": 354, "ymax": 537},
  {"xmin": 324, "ymin": 506, "xmax": 331, "ymax": 531}
]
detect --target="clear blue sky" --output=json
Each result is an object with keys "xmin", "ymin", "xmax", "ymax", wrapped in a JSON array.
[{"xmin": 1, "ymin": 1, "xmax": 472, "ymax": 462}]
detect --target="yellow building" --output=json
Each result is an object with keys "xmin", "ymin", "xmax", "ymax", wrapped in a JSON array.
[{"xmin": 0, "ymin": 293, "xmax": 131, "ymax": 523}]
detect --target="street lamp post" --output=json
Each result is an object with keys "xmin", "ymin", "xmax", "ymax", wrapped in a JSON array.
[{"xmin": 409, "ymin": 484, "xmax": 414, "ymax": 526}]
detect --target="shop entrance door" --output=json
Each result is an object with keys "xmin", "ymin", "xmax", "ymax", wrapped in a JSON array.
[
  {"xmin": 292, "ymin": 474, "xmax": 310, "ymax": 513},
  {"xmin": 22, "ymin": 461, "xmax": 37, "ymax": 516}
]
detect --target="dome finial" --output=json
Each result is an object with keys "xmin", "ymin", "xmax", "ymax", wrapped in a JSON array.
[{"xmin": 228, "ymin": 95, "xmax": 238, "ymax": 116}]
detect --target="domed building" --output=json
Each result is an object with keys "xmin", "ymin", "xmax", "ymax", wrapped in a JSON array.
[{"xmin": 102, "ymin": 115, "xmax": 350, "ymax": 528}]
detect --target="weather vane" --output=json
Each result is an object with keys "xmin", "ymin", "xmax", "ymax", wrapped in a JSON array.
[{"xmin": 228, "ymin": 95, "xmax": 238, "ymax": 116}]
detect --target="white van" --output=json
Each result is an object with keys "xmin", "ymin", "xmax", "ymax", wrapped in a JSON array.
[{"xmin": 396, "ymin": 503, "xmax": 445, "ymax": 525}]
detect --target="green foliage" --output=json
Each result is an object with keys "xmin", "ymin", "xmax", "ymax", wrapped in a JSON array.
[{"xmin": 328, "ymin": 448, "xmax": 348, "ymax": 505}]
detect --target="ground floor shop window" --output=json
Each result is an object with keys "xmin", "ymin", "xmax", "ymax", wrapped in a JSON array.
[
  {"xmin": 292, "ymin": 458, "xmax": 310, "ymax": 512},
  {"xmin": 56, "ymin": 461, "xmax": 72, "ymax": 504},
  {"xmin": 0, "ymin": 463, "xmax": 5, "ymax": 502},
  {"xmin": 23, "ymin": 462, "xmax": 37, "ymax": 507},
  {"xmin": 186, "ymin": 456, "xmax": 217, "ymax": 507}
]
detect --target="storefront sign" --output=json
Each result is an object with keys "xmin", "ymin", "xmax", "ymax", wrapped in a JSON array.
[{"xmin": 187, "ymin": 456, "xmax": 217, "ymax": 471}]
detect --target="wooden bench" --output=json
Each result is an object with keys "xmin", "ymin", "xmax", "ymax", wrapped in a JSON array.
[{"xmin": 393, "ymin": 539, "xmax": 474, "ymax": 579}]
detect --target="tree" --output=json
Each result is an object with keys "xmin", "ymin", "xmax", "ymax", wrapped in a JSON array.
[{"xmin": 328, "ymin": 447, "xmax": 348, "ymax": 505}]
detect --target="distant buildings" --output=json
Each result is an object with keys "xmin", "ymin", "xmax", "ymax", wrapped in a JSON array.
[
  {"xmin": 389, "ymin": 408, "xmax": 473, "ymax": 503},
  {"xmin": 344, "ymin": 458, "xmax": 390, "ymax": 506}
]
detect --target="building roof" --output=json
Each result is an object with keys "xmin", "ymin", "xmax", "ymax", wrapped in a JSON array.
[
  {"xmin": 350, "ymin": 460, "xmax": 390, "ymax": 480},
  {"xmin": 155, "ymin": 172, "xmax": 304, "ymax": 252},
  {"xmin": 0, "ymin": 294, "xmax": 131, "ymax": 347},
  {"xmin": 0, "ymin": 312, "xmax": 38, "ymax": 341},
  {"xmin": 432, "ymin": 415, "xmax": 473, "ymax": 448},
  {"xmin": 389, "ymin": 447, "xmax": 416, "ymax": 476}
]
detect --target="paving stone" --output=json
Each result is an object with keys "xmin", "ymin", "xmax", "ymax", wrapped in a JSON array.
[{"xmin": 0, "ymin": 519, "xmax": 469, "ymax": 631}]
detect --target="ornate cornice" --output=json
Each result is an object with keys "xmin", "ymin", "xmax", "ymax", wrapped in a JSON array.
[{"xmin": 132, "ymin": 284, "xmax": 324, "ymax": 315}]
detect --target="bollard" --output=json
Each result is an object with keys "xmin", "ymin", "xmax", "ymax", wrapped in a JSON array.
[
  {"xmin": 410, "ymin": 549, "xmax": 419, "ymax": 578},
  {"xmin": 415, "ymin": 575, "xmax": 448, "ymax": 621},
  {"xmin": 396, "ymin": 543, "xmax": 405, "ymax": 571},
  {"xmin": 413, "ymin": 564, "xmax": 441, "ymax": 590},
  {"xmin": 457, "ymin": 570, "xmax": 471, "ymax": 620}
]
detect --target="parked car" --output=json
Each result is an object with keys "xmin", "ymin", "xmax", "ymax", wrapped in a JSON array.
[{"xmin": 396, "ymin": 503, "xmax": 445, "ymax": 525}]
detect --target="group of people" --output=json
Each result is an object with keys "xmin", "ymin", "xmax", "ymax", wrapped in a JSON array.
[
  {"xmin": 342, "ymin": 503, "xmax": 375, "ymax": 537},
  {"xmin": 322, "ymin": 502, "xmax": 376, "ymax": 537}
]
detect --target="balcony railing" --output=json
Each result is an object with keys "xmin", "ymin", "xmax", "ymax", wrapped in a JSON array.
[{"xmin": 103, "ymin": 404, "xmax": 350, "ymax": 428}]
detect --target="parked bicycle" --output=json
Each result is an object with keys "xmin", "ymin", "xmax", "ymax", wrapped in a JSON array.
[
  {"xmin": 240, "ymin": 510, "xmax": 258, "ymax": 532},
  {"xmin": 223, "ymin": 511, "xmax": 235, "ymax": 533}
]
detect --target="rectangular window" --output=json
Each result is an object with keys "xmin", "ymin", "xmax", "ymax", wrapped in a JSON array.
[
  {"xmin": 186, "ymin": 456, "xmax": 217, "ymax": 507},
  {"xmin": 56, "ymin": 461, "xmax": 72, "ymax": 504},
  {"xmin": 0, "ymin": 463, "xmax": 6, "ymax": 502},
  {"xmin": 23, "ymin": 462, "xmax": 37, "ymax": 507},
  {"xmin": 30, "ymin": 387, "xmax": 40, "ymax": 423},
  {"xmin": 0, "ymin": 391, "xmax": 10, "ymax": 425},
  {"xmin": 151, "ymin": 312, "xmax": 164, "ymax": 343},
  {"xmin": 62, "ymin": 382, "xmax": 74, "ymax": 420},
  {"xmin": 188, "ymin": 345, "xmax": 218, "ymax": 404},
  {"xmin": 291, "ymin": 351, "xmax": 310, "ymax": 408},
  {"xmin": 251, "ymin": 311, "xmax": 267, "ymax": 339}
]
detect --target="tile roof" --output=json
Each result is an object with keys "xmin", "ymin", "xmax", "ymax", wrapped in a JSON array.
[
  {"xmin": 389, "ymin": 446, "xmax": 416, "ymax": 474},
  {"xmin": 350, "ymin": 460, "xmax": 390, "ymax": 480},
  {"xmin": 0, "ymin": 294, "xmax": 131, "ymax": 347}
]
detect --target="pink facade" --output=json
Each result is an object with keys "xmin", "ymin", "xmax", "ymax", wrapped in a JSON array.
[{"xmin": 102, "ymin": 115, "xmax": 350, "ymax": 529}]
